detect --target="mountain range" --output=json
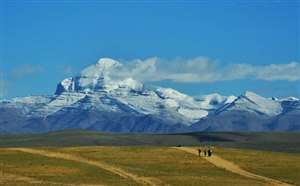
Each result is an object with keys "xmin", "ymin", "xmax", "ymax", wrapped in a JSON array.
[{"xmin": 1, "ymin": 58, "xmax": 299, "ymax": 134}]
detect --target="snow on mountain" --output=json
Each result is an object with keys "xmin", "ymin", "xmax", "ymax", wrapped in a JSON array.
[
  {"xmin": 10, "ymin": 95, "xmax": 52, "ymax": 104},
  {"xmin": 194, "ymin": 93, "xmax": 236, "ymax": 109},
  {"xmin": 0, "ymin": 96, "xmax": 53, "ymax": 132},
  {"xmin": 279, "ymin": 97, "xmax": 300, "ymax": 102},
  {"xmin": 56, "ymin": 58, "xmax": 135, "ymax": 94},
  {"xmin": 1, "ymin": 57, "xmax": 299, "ymax": 134},
  {"xmin": 52, "ymin": 58, "xmax": 230, "ymax": 125},
  {"xmin": 76, "ymin": 58, "xmax": 122, "ymax": 91},
  {"xmin": 28, "ymin": 92, "xmax": 86, "ymax": 117},
  {"xmin": 1, "ymin": 95, "xmax": 52, "ymax": 114},
  {"xmin": 225, "ymin": 91, "xmax": 283, "ymax": 116},
  {"xmin": 224, "ymin": 95, "xmax": 237, "ymax": 104}
]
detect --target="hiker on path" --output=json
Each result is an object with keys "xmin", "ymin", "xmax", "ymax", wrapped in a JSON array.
[
  {"xmin": 198, "ymin": 148, "xmax": 201, "ymax": 157},
  {"xmin": 208, "ymin": 149, "xmax": 212, "ymax": 157},
  {"xmin": 204, "ymin": 148, "xmax": 207, "ymax": 157}
]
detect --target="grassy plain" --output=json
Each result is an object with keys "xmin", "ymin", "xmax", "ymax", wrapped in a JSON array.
[
  {"xmin": 217, "ymin": 148, "xmax": 300, "ymax": 185},
  {"xmin": 1, "ymin": 146, "xmax": 299, "ymax": 186},
  {"xmin": 0, "ymin": 149, "xmax": 135, "ymax": 185},
  {"xmin": 2, "ymin": 130, "xmax": 300, "ymax": 153}
]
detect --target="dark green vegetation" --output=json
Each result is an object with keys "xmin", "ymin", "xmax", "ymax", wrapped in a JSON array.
[{"xmin": 2, "ymin": 130, "xmax": 300, "ymax": 153}]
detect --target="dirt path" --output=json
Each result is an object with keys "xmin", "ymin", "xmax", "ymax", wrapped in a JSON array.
[
  {"xmin": 9, "ymin": 148, "xmax": 165, "ymax": 186},
  {"xmin": 0, "ymin": 171, "xmax": 43, "ymax": 184},
  {"xmin": 173, "ymin": 147, "xmax": 293, "ymax": 186},
  {"xmin": 0, "ymin": 171, "xmax": 105, "ymax": 185}
]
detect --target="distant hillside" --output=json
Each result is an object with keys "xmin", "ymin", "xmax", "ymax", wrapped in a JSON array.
[{"xmin": 2, "ymin": 129, "xmax": 300, "ymax": 153}]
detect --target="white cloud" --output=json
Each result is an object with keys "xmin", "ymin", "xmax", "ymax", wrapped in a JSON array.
[
  {"xmin": 56, "ymin": 64, "xmax": 74, "ymax": 75},
  {"xmin": 111, "ymin": 57, "xmax": 300, "ymax": 83},
  {"xmin": 10, "ymin": 65, "xmax": 43, "ymax": 78},
  {"xmin": 63, "ymin": 65, "xmax": 73, "ymax": 75},
  {"xmin": 112, "ymin": 58, "xmax": 160, "ymax": 82},
  {"xmin": 0, "ymin": 79, "xmax": 9, "ymax": 97},
  {"xmin": 254, "ymin": 62, "xmax": 300, "ymax": 81}
]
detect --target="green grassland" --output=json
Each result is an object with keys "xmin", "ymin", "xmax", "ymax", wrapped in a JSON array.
[
  {"xmin": 1, "ymin": 146, "xmax": 299, "ymax": 186},
  {"xmin": 2, "ymin": 130, "xmax": 300, "ymax": 153}
]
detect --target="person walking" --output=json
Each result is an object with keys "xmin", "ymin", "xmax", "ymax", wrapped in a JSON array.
[
  {"xmin": 198, "ymin": 148, "xmax": 201, "ymax": 157},
  {"xmin": 204, "ymin": 148, "xmax": 207, "ymax": 157},
  {"xmin": 208, "ymin": 149, "xmax": 212, "ymax": 157}
]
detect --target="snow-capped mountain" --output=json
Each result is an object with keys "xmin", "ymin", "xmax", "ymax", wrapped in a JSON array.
[
  {"xmin": 219, "ymin": 91, "xmax": 282, "ymax": 116},
  {"xmin": 1, "ymin": 58, "xmax": 299, "ymax": 134}
]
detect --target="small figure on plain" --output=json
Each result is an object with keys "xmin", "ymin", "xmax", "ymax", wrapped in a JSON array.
[
  {"xmin": 178, "ymin": 144, "xmax": 181, "ymax": 147},
  {"xmin": 198, "ymin": 148, "xmax": 201, "ymax": 157},
  {"xmin": 208, "ymin": 149, "xmax": 212, "ymax": 157},
  {"xmin": 204, "ymin": 148, "xmax": 207, "ymax": 157}
]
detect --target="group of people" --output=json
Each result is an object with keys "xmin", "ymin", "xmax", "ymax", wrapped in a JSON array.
[{"xmin": 198, "ymin": 147, "xmax": 212, "ymax": 157}]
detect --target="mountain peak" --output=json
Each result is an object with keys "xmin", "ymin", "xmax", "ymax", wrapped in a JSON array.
[
  {"xmin": 280, "ymin": 96, "xmax": 300, "ymax": 102},
  {"xmin": 242, "ymin": 91, "xmax": 259, "ymax": 98},
  {"xmin": 231, "ymin": 91, "xmax": 283, "ymax": 116},
  {"xmin": 240, "ymin": 91, "xmax": 268, "ymax": 102},
  {"xmin": 55, "ymin": 58, "xmax": 144, "ymax": 94},
  {"xmin": 80, "ymin": 58, "xmax": 121, "ymax": 78},
  {"xmin": 96, "ymin": 58, "xmax": 121, "ymax": 68}
]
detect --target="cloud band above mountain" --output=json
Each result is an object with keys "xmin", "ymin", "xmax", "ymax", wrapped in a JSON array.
[
  {"xmin": 10, "ymin": 65, "xmax": 43, "ymax": 78},
  {"xmin": 110, "ymin": 57, "xmax": 300, "ymax": 83}
]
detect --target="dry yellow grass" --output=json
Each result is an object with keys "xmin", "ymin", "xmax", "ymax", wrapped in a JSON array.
[
  {"xmin": 0, "ymin": 149, "xmax": 136, "ymax": 185},
  {"xmin": 174, "ymin": 147, "xmax": 293, "ymax": 186},
  {"xmin": 1, "ymin": 146, "xmax": 298, "ymax": 186},
  {"xmin": 217, "ymin": 148, "xmax": 300, "ymax": 186},
  {"xmin": 51, "ymin": 146, "xmax": 265, "ymax": 186}
]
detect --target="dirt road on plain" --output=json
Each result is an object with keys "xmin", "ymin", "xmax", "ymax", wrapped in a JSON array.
[
  {"xmin": 174, "ymin": 147, "xmax": 293, "ymax": 186},
  {"xmin": 9, "ymin": 148, "xmax": 166, "ymax": 186}
]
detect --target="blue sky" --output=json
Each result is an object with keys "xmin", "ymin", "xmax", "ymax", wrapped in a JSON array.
[{"xmin": 1, "ymin": 1, "xmax": 299, "ymax": 99}]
